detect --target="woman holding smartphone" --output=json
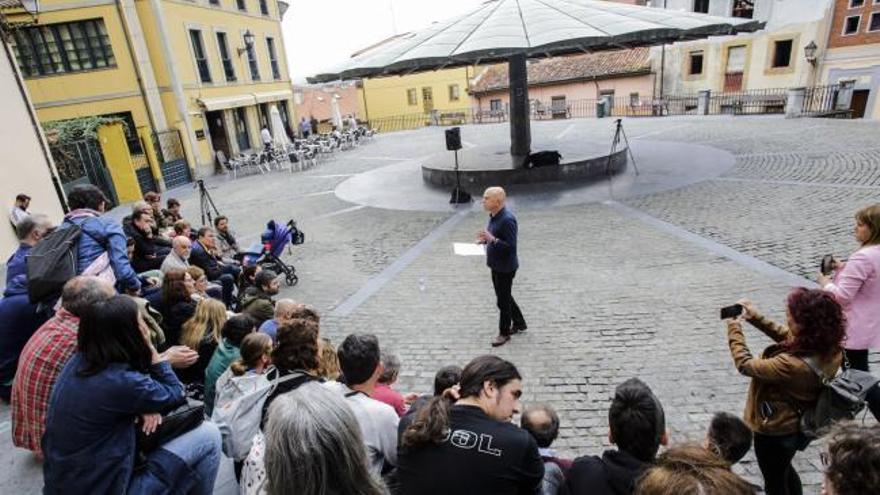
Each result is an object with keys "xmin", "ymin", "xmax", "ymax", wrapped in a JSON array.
[
  {"xmin": 725, "ymin": 289, "xmax": 845, "ymax": 495},
  {"xmin": 819, "ymin": 205, "xmax": 880, "ymax": 417}
]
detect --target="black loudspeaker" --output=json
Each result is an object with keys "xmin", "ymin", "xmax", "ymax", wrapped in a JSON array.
[{"xmin": 445, "ymin": 127, "xmax": 462, "ymax": 151}]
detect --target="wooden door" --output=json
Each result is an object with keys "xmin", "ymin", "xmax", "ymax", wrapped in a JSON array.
[
  {"xmin": 206, "ymin": 111, "xmax": 231, "ymax": 159},
  {"xmin": 421, "ymin": 87, "xmax": 434, "ymax": 113},
  {"xmin": 851, "ymin": 90, "xmax": 869, "ymax": 119}
]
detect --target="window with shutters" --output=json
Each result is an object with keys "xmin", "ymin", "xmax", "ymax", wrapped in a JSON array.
[
  {"xmin": 189, "ymin": 29, "xmax": 211, "ymax": 83},
  {"xmin": 266, "ymin": 37, "xmax": 280, "ymax": 80},
  {"xmin": 216, "ymin": 32, "xmax": 236, "ymax": 82},
  {"xmin": 448, "ymin": 84, "xmax": 460, "ymax": 102},
  {"xmin": 245, "ymin": 34, "xmax": 260, "ymax": 81}
]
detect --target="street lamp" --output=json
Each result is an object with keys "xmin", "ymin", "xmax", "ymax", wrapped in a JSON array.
[
  {"xmin": 804, "ymin": 41, "xmax": 818, "ymax": 66},
  {"xmin": 238, "ymin": 30, "xmax": 255, "ymax": 56}
]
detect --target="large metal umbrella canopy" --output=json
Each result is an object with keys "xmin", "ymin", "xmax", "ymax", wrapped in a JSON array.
[{"xmin": 309, "ymin": 0, "xmax": 763, "ymax": 167}]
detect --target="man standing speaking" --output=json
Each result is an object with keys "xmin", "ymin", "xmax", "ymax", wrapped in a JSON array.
[{"xmin": 477, "ymin": 187, "xmax": 527, "ymax": 347}]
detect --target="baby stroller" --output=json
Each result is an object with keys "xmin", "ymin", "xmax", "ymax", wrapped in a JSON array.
[{"xmin": 237, "ymin": 219, "xmax": 305, "ymax": 286}]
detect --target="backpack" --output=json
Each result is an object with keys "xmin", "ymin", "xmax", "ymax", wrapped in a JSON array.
[
  {"xmin": 527, "ymin": 150, "xmax": 562, "ymax": 168},
  {"xmin": 26, "ymin": 224, "xmax": 82, "ymax": 303},
  {"xmin": 211, "ymin": 366, "xmax": 303, "ymax": 460},
  {"xmin": 798, "ymin": 356, "xmax": 880, "ymax": 439}
]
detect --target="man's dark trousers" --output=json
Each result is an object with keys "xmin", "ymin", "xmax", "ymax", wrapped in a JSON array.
[
  {"xmin": 492, "ymin": 269, "xmax": 525, "ymax": 336},
  {"xmin": 217, "ymin": 264, "xmax": 241, "ymax": 308}
]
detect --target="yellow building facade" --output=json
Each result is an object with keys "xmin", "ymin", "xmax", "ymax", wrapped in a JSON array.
[
  {"xmin": 360, "ymin": 67, "xmax": 473, "ymax": 120},
  {"xmin": 8, "ymin": 0, "xmax": 295, "ymax": 198}
]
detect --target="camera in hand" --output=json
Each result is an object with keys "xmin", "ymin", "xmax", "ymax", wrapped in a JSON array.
[
  {"xmin": 820, "ymin": 254, "xmax": 834, "ymax": 276},
  {"xmin": 720, "ymin": 304, "xmax": 743, "ymax": 320}
]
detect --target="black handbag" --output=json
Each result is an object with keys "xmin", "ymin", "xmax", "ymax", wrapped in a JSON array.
[{"xmin": 136, "ymin": 398, "xmax": 205, "ymax": 453}]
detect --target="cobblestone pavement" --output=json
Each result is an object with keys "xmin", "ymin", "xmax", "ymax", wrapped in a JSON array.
[{"xmin": 2, "ymin": 115, "xmax": 879, "ymax": 493}]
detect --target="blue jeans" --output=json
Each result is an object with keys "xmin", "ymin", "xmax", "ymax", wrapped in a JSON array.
[{"xmin": 131, "ymin": 422, "xmax": 222, "ymax": 495}]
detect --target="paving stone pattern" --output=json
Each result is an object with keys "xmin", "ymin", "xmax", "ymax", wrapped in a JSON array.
[
  {"xmin": 323, "ymin": 203, "xmax": 824, "ymax": 488},
  {"xmin": 3, "ymin": 116, "xmax": 880, "ymax": 494}
]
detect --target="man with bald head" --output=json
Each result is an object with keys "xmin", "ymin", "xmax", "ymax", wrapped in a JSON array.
[
  {"xmin": 161, "ymin": 235, "xmax": 192, "ymax": 274},
  {"xmin": 477, "ymin": 186, "xmax": 527, "ymax": 347},
  {"xmin": 522, "ymin": 403, "xmax": 571, "ymax": 495}
]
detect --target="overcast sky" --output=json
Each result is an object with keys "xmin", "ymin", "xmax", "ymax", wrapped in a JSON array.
[{"xmin": 281, "ymin": 0, "xmax": 487, "ymax": 84}]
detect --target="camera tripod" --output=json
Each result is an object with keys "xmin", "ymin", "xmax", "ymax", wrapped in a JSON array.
[
  {"xmin": 604, "ymin": 118, "xmax": 639, "ymax": 199},
  {"xmin": 196, "ymin": 179, "xmax": 221, "ymax": 226}
]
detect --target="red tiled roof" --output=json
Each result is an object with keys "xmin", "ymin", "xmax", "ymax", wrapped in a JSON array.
[{"xmin": 471, "ymin": 47, "xmax": 651, "ymax": 94}]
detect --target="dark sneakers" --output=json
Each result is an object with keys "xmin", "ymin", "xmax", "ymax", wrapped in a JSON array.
[{"xmin": 511, "ymin": 323, "xmax": 527, "ymax": 334}]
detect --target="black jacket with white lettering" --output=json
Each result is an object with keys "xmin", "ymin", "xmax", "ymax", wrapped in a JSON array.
[{"xmin": 396, "ymin": 404, "xmax": 544, "ymax": 495}]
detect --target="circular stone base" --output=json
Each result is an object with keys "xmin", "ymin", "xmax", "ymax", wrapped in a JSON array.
[
  {"xmin": 334, "ymin": 140, "xmax": 736, "ymax": 212},
  {"xmin": 421, "ymin": 141, "xmax": 627, "ymax": 188}
]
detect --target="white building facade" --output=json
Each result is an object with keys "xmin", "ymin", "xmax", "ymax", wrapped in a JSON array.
[{"xmin": 649, "ymin": 0, "xmax": 834, "ymax": 95}]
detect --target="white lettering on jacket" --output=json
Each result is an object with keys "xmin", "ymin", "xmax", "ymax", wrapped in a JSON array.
[{"xmin": 442, "ymin": 429, "xmax": 503, "ymax": 457}]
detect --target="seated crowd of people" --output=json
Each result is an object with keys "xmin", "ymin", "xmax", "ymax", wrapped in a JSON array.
[{"xmin": 1, "ymin": 186, "xmax": 879, "ymax": 495}]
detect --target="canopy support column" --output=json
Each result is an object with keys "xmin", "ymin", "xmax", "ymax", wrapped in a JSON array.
[{"xmin": 508, "ymin": 53, "xmax": 531, "ymax": 168}]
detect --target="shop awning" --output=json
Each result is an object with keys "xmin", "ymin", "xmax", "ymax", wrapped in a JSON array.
[
  {"xmin": 197, "ymin": 95, "xmax": 257, "ymax": 111},
  {"xmin": 253, "ymin": 90, "xmax": 294, "ymax": 104}
]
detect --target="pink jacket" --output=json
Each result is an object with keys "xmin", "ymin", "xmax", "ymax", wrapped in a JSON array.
[{"xmin": 825, "ymin": 245, "xmax": 880, "ymax": 349}]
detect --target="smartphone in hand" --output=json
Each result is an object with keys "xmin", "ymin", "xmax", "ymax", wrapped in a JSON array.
[
  {"xmin": 820, "ymin": 254, "xmax": 834, "ymax": 276},
  {"xmin": 720, "ymin": 304, "xmax": 744, "ymax": 320}
]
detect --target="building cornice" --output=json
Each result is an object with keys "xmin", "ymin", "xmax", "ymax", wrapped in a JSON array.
[
  {"xmin": 37, "ymin": 0, "xmax": 116, "ymax": 12},
  {"xmin": 32, "ymin": 89, "xmax": 142, "ymax": 108},
  {"xmin": 163, "ymin": 0, "xmax": 282, "ymax": 24}
]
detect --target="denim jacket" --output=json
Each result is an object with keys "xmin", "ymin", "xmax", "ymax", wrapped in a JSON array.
[
  {"xmin": 43, "ymin": 356, "xmax": 185, "ymax": 494},
  {"xmin": 62, "ymin": 209, "xmax": 140, "ymax": 292},
  {"xmin": 5, "ymin": 243, "xmax": 31, "ymax": 285}
]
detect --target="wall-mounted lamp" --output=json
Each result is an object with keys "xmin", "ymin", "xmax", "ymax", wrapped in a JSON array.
[
  {"xmin": 804, "ymin": 41, "xmax": 818, "ymax": 66},
  {"xmin": 237, "ymin": 30, "xmax": 255, "ymax": 56}
]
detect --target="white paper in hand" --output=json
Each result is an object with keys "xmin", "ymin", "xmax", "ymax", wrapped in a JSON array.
[{"xmin": 453, "ymin": 243, "xmax": 486, "ymax": 256}]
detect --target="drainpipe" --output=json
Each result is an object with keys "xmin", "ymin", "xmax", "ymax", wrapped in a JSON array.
[
  {"xmin": 147, "ymin": 0, "xmax": 203, "ymax": 178},
  {"xmin": 360, "ymin": 80, "xmax": 371, "ymax": 123},
  {"xmin": 658, "ymin": 0, "xmax": 667, "ymax": 99},
  {"xmin": 115, "ymin": 0, "xmax": 166, "ymax": 131},
  {"xmin": 3, "ymin": 37, "xmax": 68, "ymax": 213}
]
